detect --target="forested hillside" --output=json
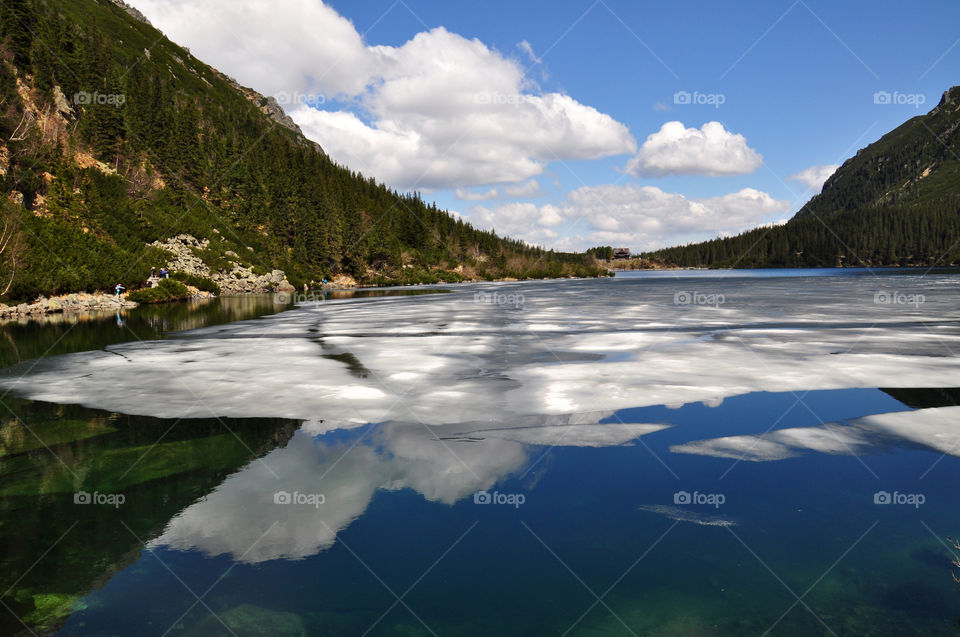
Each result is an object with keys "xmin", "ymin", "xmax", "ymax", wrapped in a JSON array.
[
  {"xmin": 642, "ymin": 87, "xmax": 960, "ymax": 268},
  {"xmin": 0, "ymin": 0, "xmax": 601, "ymax": 301}
]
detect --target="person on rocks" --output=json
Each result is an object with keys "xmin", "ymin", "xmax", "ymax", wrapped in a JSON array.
[{"xmin": 115, "ymin": 283, "xmax": 125, "ymax": 298}]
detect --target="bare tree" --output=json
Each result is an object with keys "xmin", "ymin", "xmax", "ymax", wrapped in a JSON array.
[{"xmin": 0, "ymin": 208, "xmax": 25, "ymax": 297}]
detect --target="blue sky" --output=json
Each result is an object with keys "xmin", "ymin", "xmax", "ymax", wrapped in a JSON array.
[{"xmin": 131, "ymin": 0, "xmax": 959, "ymax": 251}]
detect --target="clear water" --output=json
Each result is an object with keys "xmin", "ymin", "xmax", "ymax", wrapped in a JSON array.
[{"xmin": 2, "ymin": 271, "xmax": 960, "ymax": 636}]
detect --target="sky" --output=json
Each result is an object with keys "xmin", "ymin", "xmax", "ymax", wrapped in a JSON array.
[{"xmin": 127, "ymin": 0, "xmax": 960, "ymax": 252}]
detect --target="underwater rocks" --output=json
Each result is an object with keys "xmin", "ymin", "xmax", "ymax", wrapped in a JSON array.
[{"xmin": 185, "ymin": 604, "xmax": 307, "ymax": 637}]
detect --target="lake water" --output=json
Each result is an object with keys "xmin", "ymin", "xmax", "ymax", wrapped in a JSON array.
[{"xmin": 2, "ymin": 270, "xmax": 960, "ymax": 636}]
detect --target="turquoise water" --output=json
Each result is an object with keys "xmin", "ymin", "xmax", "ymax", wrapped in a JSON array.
[{"xmin": 1, "ymin": 272, "xmax": 959, "ymax": 636}]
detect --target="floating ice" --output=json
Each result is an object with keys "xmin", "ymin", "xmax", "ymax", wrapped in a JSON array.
[
  {"xmin": 637, "ymin": 504, "xmax": 736, "ymax": 527},
  {"xmin": 3, "ymin": 275, "xmax": 959, "ymax": 431},
  {"xmin": 671, "ymin": 406, "xmax": 960, "ymax": 461}
]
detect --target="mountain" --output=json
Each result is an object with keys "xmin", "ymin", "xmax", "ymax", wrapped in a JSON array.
[
  {"xmin": 0, "ymin": 0, "xmax": 602, "ymax": 301},
  {"xmin": 641, "ymin": 86, "xmax": 960, "ymax": 268}
]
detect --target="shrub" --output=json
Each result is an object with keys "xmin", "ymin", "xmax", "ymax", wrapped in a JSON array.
[
  {"xmin": 128, "ymin": 278, "xmax": 190, "ymax": 304},
  {"xmin": 171, "ymin": 272, "xmax": 220, "ymax": 294}
]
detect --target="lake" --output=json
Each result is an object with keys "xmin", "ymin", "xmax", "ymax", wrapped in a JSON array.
[{"xmin": 1, "ymin": 269, "xmax": 959, "ymax": 636}]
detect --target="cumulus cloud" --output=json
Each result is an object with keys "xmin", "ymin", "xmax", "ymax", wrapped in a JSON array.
[
  {"xmin": 471, "ymin": 202, "xmax": 567, "ymax": 242},
  {"xmin": 468, "ymin": 184, "xmax": 789, "ymax": 251},
  {"xmin": 128, "ymin": 1, "xmax": 636, "ymax": 190},
  {"xmin": 455, "ymin": 187, "xmax": 499, "ymax": 201},
  {"xmin": 504, "ymin": 179, "xmax": 543, "ymax": 198},
  {"xmin": 130, "ymin": 0, "xmax": 375, "ymax": 97},
  {"xmin": 788, "ymin": 164, "xmax": 840, "ymax": 193},
  {"xmin": 625, "ymin": 121, "xmax": 763, "ymax": 177}
]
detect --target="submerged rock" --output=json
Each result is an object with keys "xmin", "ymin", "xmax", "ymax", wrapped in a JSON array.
[
  {"xmin": 186, "ymin": 603, "xmax": 306, "ymax": 637},
  {"xmin": 637, "ymin": 505, "xmax": 736, "ymax": 527}
]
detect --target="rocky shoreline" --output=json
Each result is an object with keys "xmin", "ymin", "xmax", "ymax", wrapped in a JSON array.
[{"xmin": 0, "ymin": 293, "xmax": 136, "ymax": 322}]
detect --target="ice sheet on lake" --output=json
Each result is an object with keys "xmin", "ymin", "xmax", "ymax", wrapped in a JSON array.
[
  {"xmin": 3, "ymin": 276, "xmax": 960, "ymax": 433},
  {"xmin": 671, "ymin": 406, "xmax": 960, "ymax": 461}
]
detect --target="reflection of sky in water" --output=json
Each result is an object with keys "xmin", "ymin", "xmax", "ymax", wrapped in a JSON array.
[
  {"xmin": 59, "ymin": 385, "xmax": 960, "ymax": 637},
  {"xmin": 151, "ymin": 416, "xmax": 670, "ymax": 563}
]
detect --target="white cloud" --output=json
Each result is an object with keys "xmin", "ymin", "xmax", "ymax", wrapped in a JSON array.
[
  {"xmin": 130, "ymin": 0, "xmax": 376, "ymax": 97},
  {"xmin": 128, "ymin": 1, "xmax": 636, "ymax": 190},
  {"xmin": 518, "ymin": 40, "xmax": 541, "ymax": 65},
  {"xmin": 788, "ymin": 164, "xmax": 840, "ymax": 193},
  {"xmin": 625, "ymin": 121, "xmax": 763, "ymax": 177},
  {"xmin": 455, "ymin": 187, "xmax": 499, "ymax": 201},
  {"xmin": 471, "ymin": 202, "xmax": 567, "ymax": 242},
  {"xmin": 467, "ymin": 184, "xmax": 789, "ymax": 251},
  {"xmin": 504, "ymin": 179, "xmax": 543, "ymax": 198}
]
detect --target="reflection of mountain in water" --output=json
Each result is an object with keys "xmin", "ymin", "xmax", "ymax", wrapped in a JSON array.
[
  {"xmin": 881, "ymin": 387, "xmax": 960, "ymax": 409},
  {"xmin": 0, "ymin": 398, "xmax": 299, "ymax": 636}
]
